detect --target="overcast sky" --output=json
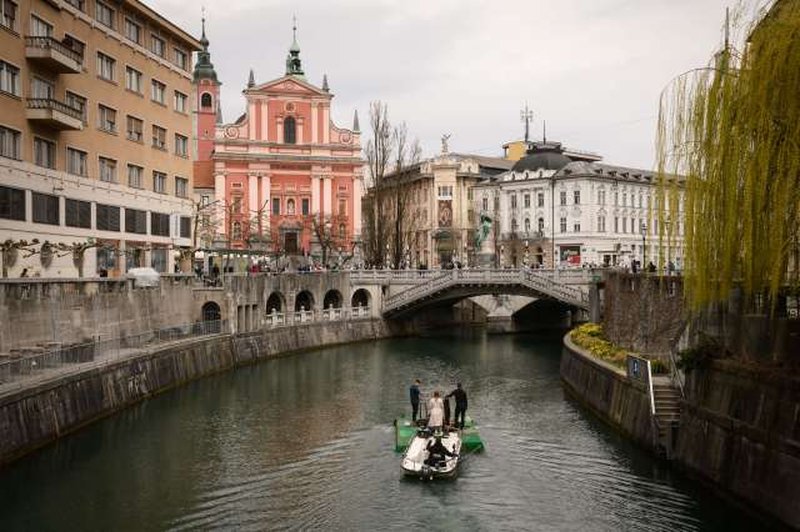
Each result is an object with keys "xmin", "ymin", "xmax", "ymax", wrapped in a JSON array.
[{"xmin": 146, "ymin": 0, "xmax": 766, "ymax": 169}]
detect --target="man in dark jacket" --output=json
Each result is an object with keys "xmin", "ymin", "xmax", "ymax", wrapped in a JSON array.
[
  {"xmin": 410, "ymin": 379, "xmax": 422, "ymax": 422},
  {"xmin": 446, "ymin": 383, "xmax": 468, "ymax": 429},
  {"xmin": 425, "ymin": 435, "xmax": 457, "ymax": 467}
]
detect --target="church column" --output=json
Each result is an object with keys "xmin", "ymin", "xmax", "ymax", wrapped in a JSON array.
[
  {"xmin": 261, "ymin": 174, "xmax": 271, "ymax": 242},
  {"xmin": 353, "ymin": 177, "xmax": 362, "ymax": 237},
  {"xmin": 323, "ymin": 176, "xmax": 332, "ymax": 217},
  {"xmin": 248, "ymin": 174, "xmax": 259, "ymax": 214},
  {"xmin": 311, "ymin": 175, "xmax": 321, "ymax": 214},
  {"xmin": 214, "ymin": 172, "xmax": 226, "ymax": 238},
  {"xmin": 311, "ymin": 103, "xmax": 318, "ymax": 143},
  {"xmin": 277, "ymin": 118, "xmax": 284, "ymax": 144},
  {"xmin": 248, "ymin": 101, "xmax": 257, "ymax": 139},
  {"xmin": 260, "ymin": 102, "xmax": 269, "ymax": 142},
  {"xmin": 297, "ymin": 117, "xmax": 304, "ymax": 144},
  {"xmin": 322, "ymin": 105, "xmax": 330, "ymax": 144}
]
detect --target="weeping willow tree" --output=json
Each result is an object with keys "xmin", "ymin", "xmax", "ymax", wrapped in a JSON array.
[{"xmin": 656, "ymin": 1, "xmax": 800, "ymax": 313}]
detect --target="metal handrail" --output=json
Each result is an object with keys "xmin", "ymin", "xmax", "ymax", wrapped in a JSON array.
[
  {"xmin": 25, "ymin": 35, "xmax": 84, "ymax": 64},
  {"xmin": 668, "ymin": 345, "xmax": 685, "ymax": 399},
  {"xmin": 26, "ymin": 98, "xmax": 83, "ymax": 121}
]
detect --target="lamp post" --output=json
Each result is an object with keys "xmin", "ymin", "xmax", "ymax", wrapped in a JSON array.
[
  {"xmin": 640, "ymin": 221, "xmax": 647, "ymax": 270},
  {"xmin": 499, "ymin": 244, "xmax": 505, "ymax": 269}
]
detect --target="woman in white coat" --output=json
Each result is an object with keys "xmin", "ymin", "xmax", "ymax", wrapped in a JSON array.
[{"xmin": 427, "ymin": 391, "xmax": 444, "ymax": 430}]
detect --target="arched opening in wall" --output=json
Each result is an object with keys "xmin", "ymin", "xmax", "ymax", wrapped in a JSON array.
[
  {"xmin": 201, "ymin": 92, "xmax": 213, "ymax": 108},
  {"xmin": 351, "ymin": 288, "xmax": 370, "ymax": 308},
  {"xmin": 266, "ymin": 291, "xmax": 285, "ymax": 314},
  {"xmin": 295, "ymin": 290, "xmax": 314, "ymax": 312},
  {"xmin": 202, "ymin": 301, "xmax": 221, "ymax": 333},
  {"xmin": 323, "ymin": 289, "xmax": 343, "ymax": 309},
  {"xmin": 536, "ymin": 246, "xmax": 544, "ymax": 265},
  {"xmin": 284, "ymin": 116, "xmax": 296, "ymax": 144}
]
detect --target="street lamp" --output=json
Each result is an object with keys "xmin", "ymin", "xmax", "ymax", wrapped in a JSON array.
[
  {"xmin": 640, "ymin": 221, "xmax": 647, "ymax": 270},
  {"xmin": 499, "ymin": 244, "xmax": 505, "ymax": 269}
]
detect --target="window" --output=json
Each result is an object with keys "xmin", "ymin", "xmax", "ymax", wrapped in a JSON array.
[
  {"xmin": 511, "ymin": 218, "xmax": 518, "ymax": 233},
  {"xmin": 96, "ymin": 52, "xmax": 115, "ymax": 81},
  {"xmin": 0, "ymin": 61, "xmax": 20, "ymax": 96},
  {"xmin": 174, "ymin": 48, "xmax": 187, "ymax": 70},
  {"xmin": 175, "ymin": 176, "xmax": 188, "ymax": 198},
  {"xmin": 482, "ymin": 197, "xmax": 488, "ymax": 211},
  {"xmin": 34, "ymin": 137, "xmax": 55, "ymax": 168},
  {"xmin": 287, "ymin": 198, "xmax": 295, "ymax": 215},
  {"xmin": 597, "ymin": 216, "xmax": 606, "ymax": 232},
  {"xmin": 153, "ymin": 171, "xmax": 166, "ymax": 193},
  {"xmin": 0, "ymin": 185, "xmax": 25, "ymax": 221},
  {"xmin": 65, "ymin": 199, "xmax": 90, "ymax": 228},
  {"xmin": 1, "ymin": 0, "xmax": 17, "ymax": 31},
  {"xmin": 31, "ymin": 76, "xmax": 54, "ymax": 99},
  {"xmin": 537, "ymin": 217, "xmax": 544, "ymax": 233},
  {"xmin": 65, "ymin": 92, "xmax": 86, "ymax": 123},
  {"xmin": 510, "ymin": 194, "xmax": 517, "ymax": 209},
  {"xmin": 62, "ymin": 34, "xmax": 85, "ymax": 63},
  {"xmin": 151, "ymin": 80, "xmax": 165, "ymax": 104},
  {"xmin": 524, "ymin": 218, "xmax": 530, "ymax": 233},
  {"xmin": 574, "ymin": 190, "xmax": 581, "ymax": 205},
  {"xmin": 623, "ymin": 193, "xmax": 627, "ymax": 207},
  {"xmin": 614, "ymin": 217, "xmax": 619, "ymax": 233},
  {"xmin": 0, "ymin": 126, "xmax": 20, "ymax": 160},
  {"xmin": 559, "ymin": 191, "xmax": 566, "ymax": 206},
  {"xmin": 283, "ymin": 116, "xmax": 296, "ymax": 144},
  {"xmin": 524, "ymin": 194, "xmax": 530, "ymax": 208},
  {"xmin": 30, "ymin": 14, "xmax": 52, "ymax": 37},
  {"xmin": 272, "ymin": 197, "xmax": 280, "ymax": 215},
  {"xmin": 98, "ymin": 104, "xmax": 116, "ymax": 133},
  {"xmin": 125, "ymin": 208, "xmax": 146, "ymax": 234},
  {"xmin": 125, "ymin": 66, "xmax": 142, "ymax": 93},
  {"xmin": 150, "ymin": 34, "xmax": 165, "ymax": 57},
  {"xmin": 598, "ymin": 189, "xmax": 605, "ymax": 205},
  {"xmin": 95, "ymin": 1, "xmax": 114, "ymax": 29},
  {"xmin": 232, "ymin": 221, "xmax": 242, "ymax": 241},
  {"xmin": 66, "ymin": 147, "xmax": 87, "ymax": 176},
  {"xmin": 638, "ymin": 194, "xmax": 643, "ymax": 208},
  {"xmin": 174, "ymin": 133, "xmax": 187, "ymax": 156},
  {"xmin": 126, "ymin": 116, "xmax": 142, "ymax": 142},
  {"xmin": 338, "ymin": 199, "xmax": 347, "ymax": 216},
  {"xmin": 560, "ymin": 217, "xmax": 567, "ymax": 233},
  {"xmin": 98, "ymin": 156, "xmax": 116, "ymax": 182},
  {"xmin": 573, "ymin": 222, "xmax": 581, "ymax": 232},
  {"xmin": 614, "ymin": 192, "xmax": 619, "ymax": 206},
  {"xmin": 152, "ymin": 125, "xmax": 166, "ymax": 150},
  {"xmin": 127, "ymin": 164, "xmax": 142, "ymax": 188},
  {"xmin": 124, "ymin": 18, "xmax": 140, "ymax": 43},
  {"xmin": 301, "ymin": 198, "xmax": 310, "ymax": 216},
  {"xmin": 537, "ymin": 192, "xmax": 544, "ymax": 208},
  {"xmin": 151, "ymin": 212, "xmax": 169, "ymax": 236},
  {"xmin": 96, "ymin": 203, "xmax": 120, "ymax": 231},
  {"xmin": 179, "ymin": 216, "xmax": 191, "ymax": 238},
  {"xmin": 201, "ymin": 92, "xmax": 212, "ymax": 108},
  {"xmin": 65, "ymin": 0, "xmax": 84, "ymax": 11},
  {"xmin": 437, "ymin": 185, "xmax": 453, "ymax": 199},
  {"xmin": 623, "ymin": 217, "xmax": 628, "ymax": 233},
  {"xmin": 32, "ymin": 192, "xmax": 59, "ymax": 225},
  {"xmin": 173, "ymin": 91, "xmax": 187, "ymax": 113}
]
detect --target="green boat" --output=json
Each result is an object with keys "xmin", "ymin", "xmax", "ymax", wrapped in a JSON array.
[{"xmin": 394, "ymin": 416, "xmax": 485, "ymax": 453}]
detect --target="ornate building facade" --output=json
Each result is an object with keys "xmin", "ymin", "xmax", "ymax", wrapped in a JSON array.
[{"xmin": 193, "ymin": 25, "xmax": 362, "ymax": 265}]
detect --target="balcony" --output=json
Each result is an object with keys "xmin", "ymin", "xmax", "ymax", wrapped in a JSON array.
[
  {"xmin": 25, "ymin": 36, "xmax": 83, "ymax": 74},
  {"xmin": 26, "ymin": 99, "xmax": 83, "ymax": 130}
]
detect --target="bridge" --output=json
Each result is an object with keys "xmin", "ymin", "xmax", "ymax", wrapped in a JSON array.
[{"xmin": 349, "ymin": 268, "xmax": 593, "ymax": 318}]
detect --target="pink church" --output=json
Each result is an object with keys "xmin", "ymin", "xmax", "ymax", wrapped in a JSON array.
[{"xmin": 193, "ymin": 23, "xmax": 363, "ymax": 261}]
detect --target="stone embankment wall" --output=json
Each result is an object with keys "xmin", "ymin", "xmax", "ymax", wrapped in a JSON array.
[
  {"xmin": 676, "ymin": 361, "xmax": 800, "ymax": 528},
  {"xmin": 601, "ymin": 272, "xmax": 685, "ymax": 357},
  {"xmin": 560, "ymin": 335, "xmax": 655, "ymax": 449},
  {"xmin": 0, "ymin": 319, "xmax": 408, "ymax": 466}
]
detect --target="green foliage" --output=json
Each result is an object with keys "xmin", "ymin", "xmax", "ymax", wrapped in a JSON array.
[
  {"xmin": 677, "ymin": 338, "xmax": 720, "ymax": 373},
  {"xmin": 570, "ymin": 323, "xmax": 628, "ymax": 368},
  {"xmin": 656, "ymin": 3, "xmax": 800, "ymax": 312},
  {"xmin": 650, "ymin": 358, "xmax": 669, "ymax": 375}
]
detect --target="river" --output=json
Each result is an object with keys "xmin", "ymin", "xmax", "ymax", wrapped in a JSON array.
[{"xmin": 0, "ymin": 331, "xmax": 773, "ymax": 530}]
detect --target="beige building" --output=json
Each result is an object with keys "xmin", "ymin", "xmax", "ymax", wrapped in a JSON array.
[{"xmin": 0, "ymin": 0, "xmax": 200, "ymax": 277}]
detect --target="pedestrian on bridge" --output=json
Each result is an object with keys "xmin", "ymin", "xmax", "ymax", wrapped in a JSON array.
[{"xmin": 447, "ymin": 383, "xmax": 468, "ymax": 429}]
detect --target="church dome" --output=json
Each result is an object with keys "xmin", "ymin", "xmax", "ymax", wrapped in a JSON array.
[{"xmin": 512, "ymin": 141, "xmax": 572, "ymax": 172}]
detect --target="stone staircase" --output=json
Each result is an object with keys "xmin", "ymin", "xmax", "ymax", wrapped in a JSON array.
[{"xmin": 652, "ymin": 378, "xmax": 682, "ymax": 458}]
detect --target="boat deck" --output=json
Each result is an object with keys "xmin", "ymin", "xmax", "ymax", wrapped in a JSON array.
[{"xmin": 394, "ymin": 416, "xmax": 484, "ymax": 452}]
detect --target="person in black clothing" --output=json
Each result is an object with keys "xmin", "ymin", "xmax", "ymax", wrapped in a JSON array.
[
  {"xmin": 446, "ymin": 383, "xmax": 468, "ymax": 429},
  {"xmin": 409, "ymin": 379, "xmax": 422, "ymax": 422},
  {"xmin": 425, "ymin": 435, "xmax": 457, "ymax": 467}
]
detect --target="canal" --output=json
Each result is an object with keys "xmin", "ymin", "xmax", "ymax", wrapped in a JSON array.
[{"xmin": 0, "ymin": 331, "xmax": 771, "ymax": 530}]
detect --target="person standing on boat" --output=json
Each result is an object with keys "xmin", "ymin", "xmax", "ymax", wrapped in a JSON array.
[
  {"xmin": 410, "ymin": 379, "xmax": 422, "ymax": 422},
  {"xmin": 427, "ymin": 391, "xmax": 444, "ymax": 430},
  {"xmin": 447, "ymin": 383, "xmax": 468, "ymax": 429},
  {"xmin": 425, "ymin": 433, "xmax": 457, "ymax": 467}
]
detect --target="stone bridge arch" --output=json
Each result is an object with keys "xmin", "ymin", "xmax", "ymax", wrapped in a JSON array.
[
  {"xmin": 266, "ymin": 291, "xmax": 286, "ymax": 313},
  {"xmin": 295, "ymin": 290, "xmax": 315, "ymax": 312},
  {"xmin": 323, "ymin": 289, "xmax": 343, "ymax": 309}
]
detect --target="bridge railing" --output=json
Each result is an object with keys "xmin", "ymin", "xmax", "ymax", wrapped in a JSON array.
[
  {"xmin": 350, "ymin": 267, "xmax": 598, "ymax": 285},
  {"xmin": 265, "ymin": 306, "xmax": 372, "ymax": 328}
]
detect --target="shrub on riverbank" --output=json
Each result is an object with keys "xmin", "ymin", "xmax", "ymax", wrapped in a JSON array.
[{"xmin": 570, "ymin": 323, "xmax": 628, "ymax": 368}]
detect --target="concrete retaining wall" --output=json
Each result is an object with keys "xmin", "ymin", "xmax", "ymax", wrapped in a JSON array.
[
  {"xmin": 560, "ymin": 335, "xmax": 655, "ymax": 449},
  {"xmin": 675, "ymin": 361, "xmax": 800, "ymax": 528},
  {"xmin": 0, "ymin": 319, "xmax": 408, "ymax": 467}
]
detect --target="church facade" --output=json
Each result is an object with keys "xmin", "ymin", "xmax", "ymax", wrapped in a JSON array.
[{"xmin": 193, "ymin": 24, "xmax": 362, "ymax": 264}]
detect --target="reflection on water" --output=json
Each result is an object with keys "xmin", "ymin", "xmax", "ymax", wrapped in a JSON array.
[{"xmin": 0, "ymin": 330, "xmax": 776, "ymax": 531}]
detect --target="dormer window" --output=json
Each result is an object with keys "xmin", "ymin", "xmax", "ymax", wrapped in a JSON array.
[{"xmin": 284, "ymin": 116, "xmax": 296, "ymax": 144}]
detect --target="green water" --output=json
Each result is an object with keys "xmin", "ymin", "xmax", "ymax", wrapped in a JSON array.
[{"xmin": 0, "ymin": 331, "xmax": 776, "ymax": 530}]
